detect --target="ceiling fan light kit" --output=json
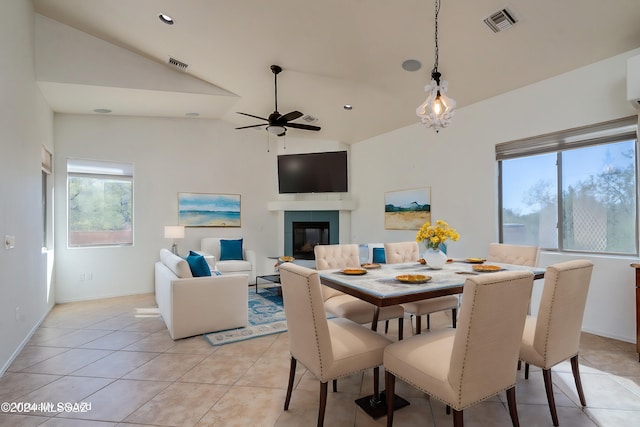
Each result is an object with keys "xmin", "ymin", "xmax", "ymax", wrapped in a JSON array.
[
  {"xmin": 235, "ymin": 65, "xmax": 321, "ymax": 137},
  {"xmin": 416, "ymin": 0, "xmax": 456, "ymax": 132}
]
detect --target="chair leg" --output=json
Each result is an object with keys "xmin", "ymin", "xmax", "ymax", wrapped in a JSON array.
[
  {"xmin": 452, "ymin": 409, "xmax": 464, "ymax": 427},
  {"xmin": 318, "ymin": 381, "xmax": 328, "ymax": 427},
  {"xmin": 373, "ymin": 366, "xmax": 380, "ymax": 398},
  {"xmin": 398, "ymin": 317, "xmax": 404, "ymax": 340},
  {"xmin": 284, "ymin": 357, "xmax": 297, "ymax": 410},
  {"xmin": 517, "ymin": 360, "xmax": 522, "ymax": 370},
  {"xmin": 570, "ymin": 355, "xmax": 587, "ymax": 406},
  {"xmin": 446, "ymin": 405, "xmax": 450, "ymax": 415},
  {"xmin": 524, "ymin": 362, "xmax": 530, "ymax": 379},
  {"xmin": 506, "ymin": 386, "xmax": 521, "ymax": 427},
  {"xmin": 415, "ymin": 315, "xmax": 422, "ymax": 335},
  {"xmin": 452, "ymin": 308, "xmax": 457, "ymax": 328},
  {"xmin": 385, "ymin": 320, "xmax": 389, "ymax": 334},
  {"xmin": 542, "ymin": 368, "xmax": 559, "ymax": 426},
  {"xmin": 332, "ymin": 379, "xmax": 337, "ymax": 392},
  {"xmin": 426, "ymin": 313, "xmax": 431, "ymax": 330},
  {"xmin": 385, "ymin": 370, "xmax": 396, "ymax": 427}
]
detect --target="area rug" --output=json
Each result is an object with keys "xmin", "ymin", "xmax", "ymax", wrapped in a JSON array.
[{"xmin": 204, "ymin": 287, "xmax": 287, "ymax": 346}]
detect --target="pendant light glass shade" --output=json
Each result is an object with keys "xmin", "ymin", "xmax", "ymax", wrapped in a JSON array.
[{"xmin": 416, "ymin": 72, "xmax": 456, "ymax": 131}]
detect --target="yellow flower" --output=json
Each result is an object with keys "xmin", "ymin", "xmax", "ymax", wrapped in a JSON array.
[{"xmin": 416, "ymin": 220, "xmax": 459, "ymax": 250}]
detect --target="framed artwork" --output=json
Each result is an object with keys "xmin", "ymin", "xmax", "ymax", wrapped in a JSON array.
[
  {"xmin": 178, "ymin": 192, "xmax": 241, "ymax": 227},
  {"xmin": 384, "ymin": 187, "xmax": 431, "ymax": 230}
]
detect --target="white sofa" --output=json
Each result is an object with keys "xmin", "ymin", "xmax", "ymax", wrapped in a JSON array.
[
  {"xmin": 155, "ymin": 248, "xmax": 248, "ymax": 339},
  {"xmin": 200, "ymin": 237, "xmax": 256, "ymax": 284}
]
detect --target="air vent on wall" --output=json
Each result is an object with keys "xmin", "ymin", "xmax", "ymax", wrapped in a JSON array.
[
  {"xmin": 168, "ymin": 57, "xmax": 189, "ymax": 71},
  {"xmin": 484, "ymin": 8, "xmax": 517, "ymax": 33}
]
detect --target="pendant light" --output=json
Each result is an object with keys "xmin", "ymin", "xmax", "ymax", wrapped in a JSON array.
[{"xmin": 416, "ymin": 0, "xmax": 456, "ymax": 132}]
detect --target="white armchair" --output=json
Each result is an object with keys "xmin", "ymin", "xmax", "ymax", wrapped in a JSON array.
[{"xmin": 200, "ymin": 237, "xmax": 256, "ymax": 284}]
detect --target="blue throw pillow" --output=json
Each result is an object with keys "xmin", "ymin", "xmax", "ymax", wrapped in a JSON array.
[
  {"xmin": 186, "ymin": 251, "xmax": 212, "ymax": 277},
  {"xmin": 372, "ymin": 247, "xmax": 386, "ymax": 264},
  {"xmin": 220, "ymin": 239, "xmax": 243, "ymax": 261}
]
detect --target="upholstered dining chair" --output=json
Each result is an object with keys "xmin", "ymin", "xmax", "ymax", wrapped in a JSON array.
[
  {"xmin": 519, "ymin": 259, "xmax": 594, "ymax": 426},
  {"xmin": 384, "ymin": 241, "xmax": 459, "ymax": 334},
  {"xmin": 315, "ymin": 244, "xmax": 405, "ymax": 339},
  {"xmin": 384, "ymin": 270, "xmax": 534, "ymax": 427},
  {"xmin": 487, "ymin": 242, "xmax": 539, "ymax": 267},
  {"xmin": 279, "ymin": 262, "xmax": 392, "ymax": 427},
  {"xmin": 383, "ymin": 241, "xmax": 421, "ymax": 264}
]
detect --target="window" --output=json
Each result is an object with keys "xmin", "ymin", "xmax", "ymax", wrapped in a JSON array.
[
  {"xmin": 497, "ymin": 117, "xmax": 638, "ymax": 255},
  {"xmin": 67, "ymin": 159, "xmax": 133, "ymax": 247}
]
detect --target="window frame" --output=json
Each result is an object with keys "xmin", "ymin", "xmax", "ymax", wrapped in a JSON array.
[{"xmin": 497, "ymin": 116, "xmax": 639, "ymax": 256}]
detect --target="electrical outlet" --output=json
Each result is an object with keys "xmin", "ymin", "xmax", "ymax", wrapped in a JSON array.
[
  {"xmin": 80, "ymin": 273, "xmax": 85, "ymax": 281},
  {"xmin": 15, "ymin": 307, "xmax": 20, "ymax": 321},
  {"xmin": 5, "ymin": 235, "xmax": 15, "ymax": 249}
]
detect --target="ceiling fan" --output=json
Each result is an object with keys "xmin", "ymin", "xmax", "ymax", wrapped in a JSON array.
[{"xmin": 235, "ymin": 65, "xmax": 321, "ymax": 136}]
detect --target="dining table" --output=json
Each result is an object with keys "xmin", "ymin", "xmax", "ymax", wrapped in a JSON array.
[
  {"xmin": 318, "ymin": 259, "xmax": 545, "ymax": 419},
  {"xmin": 319, "ymin": 259, "xmax": 545, "ymax": 331}
]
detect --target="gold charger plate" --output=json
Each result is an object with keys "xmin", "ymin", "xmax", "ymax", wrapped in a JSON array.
[
  {"xmin": 396, "ymin": 274, "xmax": 431, "ymax": 284},
  {"xmin": 342, "ymin": 268, "xmax": 367, "ymax": 275},
  {"xmin": 472, "ymin": 264, "xmax": 502, "ymax": 272},
  {"xmin": 279, "ymin": 256, "xmax": 295, "ymax": 262},
  {"xmin": 361, "ymin": 263, "xmax": 381, "ymax": 269},
  {"xmin": 465, "ymin": 258, "xmax": 486, "ymax": 264}
]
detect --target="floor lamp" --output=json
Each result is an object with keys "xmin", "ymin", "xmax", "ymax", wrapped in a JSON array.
[{"xmin": 164, "ymin": 225, "xmax": 185, "ymax": 255}]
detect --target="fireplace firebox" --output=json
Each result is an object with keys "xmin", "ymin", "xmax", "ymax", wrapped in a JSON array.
[{"xmin": 292, "ymin": 221, "xmax": 330, "ymax": 260}]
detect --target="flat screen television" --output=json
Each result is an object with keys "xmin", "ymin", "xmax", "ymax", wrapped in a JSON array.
[{"xmin": 277, "ymin": 151, "xmax": 348, "ymax": 194}]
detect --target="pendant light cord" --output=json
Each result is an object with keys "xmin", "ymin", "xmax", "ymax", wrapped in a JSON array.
[{"xmin": 432, "ymin": 0, "xmax": 440, "ymax": 75}]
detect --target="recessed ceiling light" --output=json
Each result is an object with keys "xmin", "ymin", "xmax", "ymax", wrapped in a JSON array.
[
  {"xmin": 93, "ymin": 108, "xmax": 111, "ymax": 114},
  {"xmin": 158, "ymin": 14, "xmax": 174, "ymax": 25},
  {"xmin": 343, "ymin": 105, "xmax": 353, "ymax": 110},
  {"xmin": 402, "ymin": 59, "xmax": 422, "ymax": 72},
  {"xmin": 185, "ymin": 112, "xmax": 199, "ymax": 117}
]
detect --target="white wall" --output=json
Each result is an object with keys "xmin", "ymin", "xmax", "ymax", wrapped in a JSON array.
[
  {"xmin": 351, "ymin": 48, "xmax": 640, "ymax": 342},
  {"xmin": 52, "ymin": 115, "xmax": 347, "ymax": 301},
  {"xmin": 0, "ymin": 1, "xmax": 55, "ymax": 373}
]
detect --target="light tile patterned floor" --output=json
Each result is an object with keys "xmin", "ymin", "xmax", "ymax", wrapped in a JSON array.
[{"xmin": 1, "ymin": 293, "xmax": 639, "ymax": 426}]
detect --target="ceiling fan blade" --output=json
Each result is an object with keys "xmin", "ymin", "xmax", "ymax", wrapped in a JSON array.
[
  {"xmin": 286, "ymin": 122, "xmax": 321, "ymax": 131},
  {"xmin": 236, "ymin": 112, "xmax": 268, "ymax": 121},
  {"xmin": 279, "ymin": 111, "xmax": 303, "ymax": 122},
  {"xmin": 235, "ymin": 124, "xmax": 266, "ymax": 130}
]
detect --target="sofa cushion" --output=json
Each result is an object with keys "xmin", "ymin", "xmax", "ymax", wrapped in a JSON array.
[
  {"xmin": 186, "ymin": 251, "xmax": 212, "ymax": 277},
  {"xmin": 373, "ymin": 247, "xmax": 386, "ymax": 264},
  {"xmin": 216, "ymin": 260, "xmax": 252, "ymax": 273},
  {"xmin": 220, "ymin": 238, "xmax": 243, "ymax": 261},
  {"xmin": 160, "ymin": 248, "xmax": 193, "ymax": 278}
]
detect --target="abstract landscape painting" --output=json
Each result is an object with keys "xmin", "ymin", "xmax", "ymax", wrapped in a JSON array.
[
  {"xmin": 384, "ymin": 187, "xmax": 431, "ymax": 230},
  {"xmin": 178, "ymin": 193, "xmax": 241, "ymax": 227}
]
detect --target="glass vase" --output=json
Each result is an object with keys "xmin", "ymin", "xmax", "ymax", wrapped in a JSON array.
[{"xmin": 423, "ymin": 247, "xmax": 448, "ymax": 269}]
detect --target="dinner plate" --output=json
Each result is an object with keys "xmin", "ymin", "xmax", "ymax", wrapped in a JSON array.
[
  {"xmin": 465, "ymin": 258, "xmax": 486, "ymax": 264},
  {"xmin": 396, "ymin": 274, "xmax": 431, "ymax": 284},
  {"xmin": 342, "ymin": 268, "xmax": 367, "ymax": 275},
  {"xmin": 361, "ymin": 263, "xmax": 381, "ymax": 269},
  {"xmin": 472, "ymin": 264, "xmax": 503, "ymax": 272}
]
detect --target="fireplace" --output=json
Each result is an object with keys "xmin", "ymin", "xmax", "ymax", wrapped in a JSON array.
[{"xmin": 292, "ymin": 221, "xmax": 330, "ymax": 260}]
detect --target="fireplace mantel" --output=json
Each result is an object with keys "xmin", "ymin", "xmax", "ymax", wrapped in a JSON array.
[{"xmin": 267, "ymin": 200, "xmax": 357, "ymax": 211}]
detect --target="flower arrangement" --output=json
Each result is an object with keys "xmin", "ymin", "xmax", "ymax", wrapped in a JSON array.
[{"xmin": 416, "ymin": 220, "xmax": 459, "ymax": 250}]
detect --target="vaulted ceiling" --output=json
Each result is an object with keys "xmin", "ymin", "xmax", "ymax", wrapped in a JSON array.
[{"xmin": 33, "ymin": 0, "xmax": 640, "ymax": 143}]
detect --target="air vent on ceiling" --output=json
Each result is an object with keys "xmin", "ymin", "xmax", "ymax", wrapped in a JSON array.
[
  {"xmin": 301, "ymin": 114, "xmax": 318, "ymax": 124},
  {"xmin": 168, "ymin": 57, "xmax": 189, "ymax": 71},
  {"xmin": 484, "ymin": 8, "xmax": 517, "ymax": 33}
]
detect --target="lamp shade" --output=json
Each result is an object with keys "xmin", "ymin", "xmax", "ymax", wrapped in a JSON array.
[{"xmin": 164, "ymin": 225, "xmax": 185, "ymax": 239}]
